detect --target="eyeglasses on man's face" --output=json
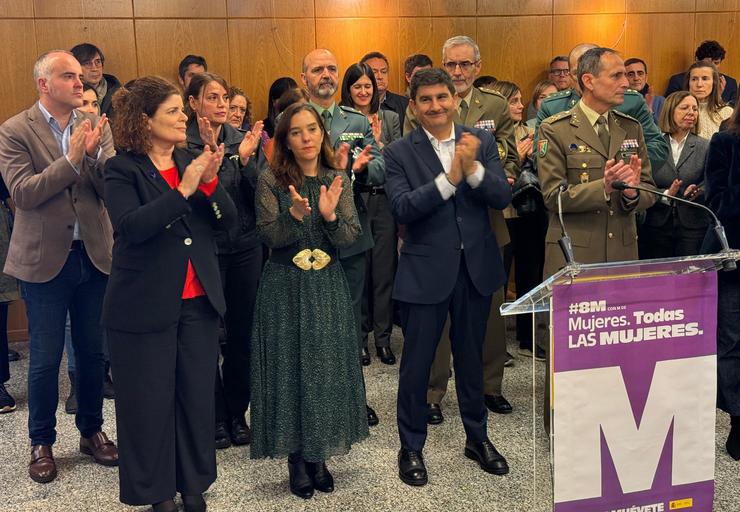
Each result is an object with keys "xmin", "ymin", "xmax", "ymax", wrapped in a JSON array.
[
  {"xmin": 549, "ymin": 68, "xmax": 570, "ymax": 76},
  {"xmin": 443, "ymin": 60, "xmax": 479, "ymax": 73}
]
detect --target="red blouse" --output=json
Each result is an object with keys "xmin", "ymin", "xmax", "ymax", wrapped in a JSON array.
[{"xmin": 159, "ymin": 166, "xmax": 218, "ymax": 299}]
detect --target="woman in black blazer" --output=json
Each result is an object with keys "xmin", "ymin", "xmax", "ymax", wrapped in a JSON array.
[
  {"xmin": 704, "ymin": 109, "xmax": 740, "ymax": 463},
  {"xmin": 103, "ymin": 76, "xmax": 236, "ymax": 512},
  {"xmin": 640, "ymin": 91, "xmax": 711, "ymax": 259}
]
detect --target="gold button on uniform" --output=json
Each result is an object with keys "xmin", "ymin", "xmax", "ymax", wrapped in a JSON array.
[
  {"xmin": 609, "ymin": 210, "xmax": 614, "ymax": 216},
  {"xmin": 608, "ymin": 233, "xmax": 614, "ymax": 239},
  {"xmin": 184, "ymin": 238, "xmax": 192, "ymax": 246}
]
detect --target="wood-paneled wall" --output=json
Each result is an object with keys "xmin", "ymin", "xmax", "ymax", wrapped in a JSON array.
[{"xmin": 2, "ymin": 0, "xmax": 740, "ymax": 125}]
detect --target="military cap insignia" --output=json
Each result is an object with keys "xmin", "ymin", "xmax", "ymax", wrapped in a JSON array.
[
  {"xmin": 474, "ymin": 119, "xmax": 496, "ymax": 133},
  {"xmin": 538, "ymin": 139, "xmax": 548, "ymax": 158}
]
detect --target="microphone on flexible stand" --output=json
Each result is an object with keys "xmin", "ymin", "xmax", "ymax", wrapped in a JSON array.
[
  {"xmin": 556, "ymin": 180, "xmax": 577, "ymax": 266},
  {"xmin": 612, "ymin": 180, "xmax": 737, "ymax": 271}
]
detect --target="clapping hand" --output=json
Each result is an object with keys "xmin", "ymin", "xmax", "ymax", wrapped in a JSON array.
[
  {"xmin": 604, "ymin": 154, "xmax": 641, "ymax": 198},
  {"xmin": 683, "ymin": 183, "xmax": 701, "ymax": 202},
  {"xmin": 369, "ymin": 114, "xmax": 383, "ymax": 146},
  {"xmin": 239, "ymin": 120, "xmax": 264, "ymax": 165},
  {"xmin": 84, "ymin": 115, "xmax": 107, "ymax": 158},
  {"xmin": 288, "ymin": 185, "xmax": 311, "ymax": 221},
  {"xmin": 456, "ymin": 132, "xmax": 481, "ymax": 177},
  {"xmin": 200, "ymin": 143, "xmax": 224, "ymax": 184},
  {"xmin": 319, "ymin": 175, "xmax": 343, "ymax": 222},
  {"xmin": 516, "ymin": 135, "xmax": 533, "ymax": 163},
  {"xmin": 335, "ymin": 143, "xmax": 374, "ymax": 172},
  {"xmin": 197, "ymin": 115, "xmax": 217, "ymax": 150},
  {"xmin": 666, "ymin": 179, "xmax": 683, "ymax": 197},
  {"xmin": 178, "ymin": 144, "xmax": 223, "ymax": 198}
]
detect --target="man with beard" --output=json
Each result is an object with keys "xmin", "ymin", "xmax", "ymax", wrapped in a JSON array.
[{"xmin": 300, "ymin": 48, "xmax": 385, "ymax": 427}]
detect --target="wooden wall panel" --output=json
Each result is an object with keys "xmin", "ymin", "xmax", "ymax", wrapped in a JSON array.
[
  {"xmin": 227, "ymin": 0, "xmax": 314, "ymax": 18},
  {"xmin": 135, "ymin": 19, "xmax": 231, "ymax": 86},
  {"xmin": 0, "ymin": 0, "xmax": 33, "ymax": 17},
  {"xmin": 398, "ymin": 0, "xmax": 476, "ymax": 17},
  {"xmin": 0, "ymin": 20, "xmax": 38, "ymax": 122},
  {"xmin": 478, "ymin": 16, "xmax": 553, "ymax": 103},
  {"xmin": 315, "ymin": 18, "xmax": 401, "ymax": 92},
  {"xmin": 34, "ymin": 19, "xmax": 138, "ymax": 85},
  {"xmin": 696, "ymin": 0, "xmax": 740, "ymax": 10},
  {"xmin": 315, "ymin": 0, "xmax": 399, "ymax": 18},
  {"xmin": 552, "ymin": 14, "xmax": 628, "ymax": 56},
  {"xmin": 624, "ymin": 13, "xmax": 696, "ymax": 94},
  {"xmin": 397, "ymin": 17, "xmax": 477, "ymax": 66},
  {"xmin": 554, "ymin": 0, "xmax": 625, "ymax": 14},
  {"xmin": 477, "ymin": 0, "xmax": 552, "ymax": 16},
  {"xmin": 33, "ymin": 0, "xmax": 133, "ymax": 18},
  {"xmin": 626, "ymin": 0, "xmax": 695, "ymax": 12},
  {"xmin": 695, "ymin": 12, "xmax": 740, "ymax": 84},
  {"xmin": 228, "ymin": 18, "xmax": 315, "ymax": 121},
  {"xmin": 133, "ymin": 0, "xmax": 227, "ymax": 18}
]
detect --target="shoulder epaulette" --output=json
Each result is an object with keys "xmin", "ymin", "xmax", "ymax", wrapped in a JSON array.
[
  {"xmin": 542, "ymin": 89, "xmax": 573, "ymax": 102},
  {"xmin": 624, "ymin": 89, "xmax": 641, "ymax": 97},
  {"xmin": 542, "ymin": 110, "xmax": 573, "ymax": 124},
  {"xmin": 338, "ymin": 105, "xmax": 362, "ymax": 115},
  {"xmin": 478, "ymin": 87, "xmax": 506, "ymax": 99},
  {"xmin": 612, "ymin": 109, "xmax": 639, "ymax": 123}
]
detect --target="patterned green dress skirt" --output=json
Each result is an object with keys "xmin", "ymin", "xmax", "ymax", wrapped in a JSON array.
[{"xmin": 250, "ymin": 170, "xmax": 368, "ymax": 462}]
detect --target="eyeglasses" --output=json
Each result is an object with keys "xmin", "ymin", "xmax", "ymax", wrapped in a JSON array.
[
  {"xmin": 443, "ymin": 60, "xmax": 479, "ymax": 72},
  {"xmin": 549, "ymin": 68, "xmax": 570, "ymax": 76},
  {"xmin": 81, "ymin": 58, "xmax": 104, "ymax": 69}
]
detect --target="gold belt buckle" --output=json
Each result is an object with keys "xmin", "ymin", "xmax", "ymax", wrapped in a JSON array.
[{"xmin": 292, "ymin": 248, "xmax": 331, "ymax": 270}]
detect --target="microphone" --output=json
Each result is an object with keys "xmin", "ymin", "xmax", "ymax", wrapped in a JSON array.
[
  {"xmin": 556, "ymin": 180, "xmax": 576, "ymax": 266},
  {"xmin": 612, "ymin": 180, "xmax": 737, "ymax": 271}
]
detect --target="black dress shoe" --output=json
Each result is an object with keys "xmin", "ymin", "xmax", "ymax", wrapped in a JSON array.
[
  {"xmin": 484, "ymin": 394, "xmax": 513, "ymax": 414},
  {"xmin": 215, "ymin": 422, "xmax": 231, "ymax": 449},
  {"xmin": 427, "ymin": 403, "xmax": 443, "ymax": 425},
  {"xmin": 504, "ymin": 352, "xmax": 515, "ymax": 367},
  {"xmin": 727, "ymin": 417, "xmax": 740, "ymax": 460},
  {"xmin": 182, "ymin": 493, "xmax": 207, "ymax": 512},
  {"xmin": 464, "ymin": 439, "xmax": 509, "ymax": 475},
  {"xmin": 398, "ymin": 448, "xmax": 427, "ymax": 486},
  {"xmin": 360, "ymin": 347, "xmax": 371, "ymax": 366},
  {"xmin": 288, "ymin": 453, "xmax": 314, "ymax": 499},
  {"xmin": 7, "ymin": 348, "xmax": 19, "ymax": 362},
  {"xmin": 306, "ymin": 460, "xmax": 334, "ymax": 493},
  {"xmin": 376, "ymin": 346, "xmax": 396, "ymax": 365},
  {"xmin": 230, "ymin": 418, "xmax": 251, "ymax": 446},
  {"xmin": 366, "ymin": 405, "xmax": 379, "ymax": 426}
]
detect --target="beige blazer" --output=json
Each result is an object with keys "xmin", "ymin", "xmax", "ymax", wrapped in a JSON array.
[{"xmin": 0, "ymin": 102, "xmax": 114, "ymax": 282}]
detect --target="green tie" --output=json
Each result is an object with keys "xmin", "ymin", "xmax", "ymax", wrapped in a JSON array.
[
  {"xmin": 459, "ymin": 99, "xmax": 469, "ymax": 123},
  {"xmin": 596, "ymin": 115, "xmax": 610, "ymax": 153},
  {"xmin": 321, "ymin": 109, "xmax": 332, "ymax": 132}
]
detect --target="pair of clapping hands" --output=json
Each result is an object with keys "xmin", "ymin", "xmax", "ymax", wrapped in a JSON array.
[
  {"xmin": 66, "ymin": 115, "xmax": 108, "ymax": 168},
  {"xmin": 604, "ymin": 154, "xmax": 642, "ymax": 198}
]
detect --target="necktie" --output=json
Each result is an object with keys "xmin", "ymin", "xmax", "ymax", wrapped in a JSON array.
[
  {"xmin": 459, "ymin": 99, "xmax": 469, "ymax": 123},
  {"xmin": 596, "ymin": 115, "xmax": 610, "ymax": 153},
  {"xmin": 321, "ymin": 109, "xmax": 332, "ymax": 132}
]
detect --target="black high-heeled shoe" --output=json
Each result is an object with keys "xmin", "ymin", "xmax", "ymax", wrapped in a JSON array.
[
  {"xmin": 152, "ymin": 499, "xmax": 178, "ymax": 512},
  {"xmin": 306, "ymin": 460, "xmax": 334, "ymax": 493},
  {"xmin": 288, "ymin": 452, "xmax": 314, "ymax": 499},
  {"xmin": 182, "ymin": 493, "xmax": 206, "ymax": 512},
  {"xmin": 727, "ymin": 415, "xmax": 740, "ymax": 461}
]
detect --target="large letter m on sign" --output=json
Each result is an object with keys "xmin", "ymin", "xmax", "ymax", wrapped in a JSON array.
[{"xmin": 553, "ymin": 356, "xmax": 716, "ymax": 503}]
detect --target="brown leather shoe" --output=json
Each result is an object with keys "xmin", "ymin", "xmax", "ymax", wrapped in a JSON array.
[
  {"xmin": 29, "ymin": 445, "xmax": 57, "ymax": 483},
  {"xmin": 80, "ymin": 431, "xmax": 119, "ymax": 467}
]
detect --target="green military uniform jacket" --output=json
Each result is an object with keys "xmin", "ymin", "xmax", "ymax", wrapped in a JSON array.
[
  {"xmin": 534, "ymin": 88, "xmax": 668, "ymax": 170},
  {"xmin": 537, "ymin": 103, "xmax": 657, "ymax": 278},
  {"xmin": 402, "ymin": 86, "xmax": 517, "ymax": 247},
  {"xmin": 316, "ymin": 102, "xmax": 385, "ymax": 259}
]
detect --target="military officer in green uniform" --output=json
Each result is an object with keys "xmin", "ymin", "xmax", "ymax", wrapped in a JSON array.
[
  {"xmin": 302, "ymin": 48, "xmax": 384, "ymax": 426},
  {"xmin": 535, "ymin": 43, "xmax": 668, "ymax": 171},
  {"xmin": 403, "ymin": 36, "xmax": 519, "ymax": 423}
]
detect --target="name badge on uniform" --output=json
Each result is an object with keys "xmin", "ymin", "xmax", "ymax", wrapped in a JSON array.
[
  {"xmin": 474, "ymin": 119, "xmax": 496, "ymax": 133},
  {"xmin": 620, "ymin": 138, "xmax": 638, "ymax": 162}
]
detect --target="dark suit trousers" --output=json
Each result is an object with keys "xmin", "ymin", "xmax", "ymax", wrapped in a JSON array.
[
  {"xmin": 398, "ymin": 256, "xmax": 490, "ymax": 451},
  {"xmin": 214, "ymin": 245, "xmax": 262, "ymax": 423},
  {"xmin": 638, "ymin": 212, "xmax": 706, "ymax": 259},
  {"xmin": 340, "ymin": 253, "xmax": 368, "ymax": 351},
  {"xmin": 361, "ymin": 192, "xmax": 397, "ymax": 349},
  {"xmin": 0, "ymin": 303, "xmax": 8, "ymax": 383},
  {"xmin": 108, "ymin": 297, "xmax": 219, "ymax": 505}
]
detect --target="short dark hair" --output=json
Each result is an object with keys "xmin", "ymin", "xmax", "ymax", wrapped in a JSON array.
[
  {"xmin": 549, "ymin": 56, "xmax": 568, "ymax": 67},
  {"xmin": 474, "ymin": 75, "xmax": 497, "ymax": 89},
  {"xmin": 360, "ymin": 51, "xmax": 388, "ymax": 66},
  {"xmin": 70, "ymin": 43, "xmax": 104, "ymax": 66},
  {"xmin": 340, "ymin": 63, "xmax": 380, "ymax": 114},
  {"xmin": 82, "ymin": 82, "xmax": 97, "ymax": 96},
  {"xmin": 409, "ymin": 68, "xmax": 455, "ymax": 100},
  {"xmin": 404, "ymin": 54, "xmax": 433, "ymax": 76},
  {"xmin": 577, "ymin": 47, "xmax": 618, "ymax": 90},
  {"xmin": 624, "ymin": 57, "xmax": 648, "ymax": 73},
  {"xmin": 695, "ymin": 40, "xmax": 726, "ymax": 62},
  {"xmin": 178, "ymin": 54, "xmax": 207, "ymax": 80}
]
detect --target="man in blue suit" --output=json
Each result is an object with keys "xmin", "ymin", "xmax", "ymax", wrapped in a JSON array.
[{"xmin": 384, "ymin": 68, "xmax": 511, "ymax": 486}]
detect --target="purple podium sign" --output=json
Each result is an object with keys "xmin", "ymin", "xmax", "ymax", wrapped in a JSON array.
[{"xmin": 551, "ymin": 272, "xmax": 717, "ymax": 512}]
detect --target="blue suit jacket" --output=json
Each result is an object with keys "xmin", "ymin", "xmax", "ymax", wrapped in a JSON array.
[{"xmin": 384, "ymin": 124, "xmax": 511, "ymax": 305}]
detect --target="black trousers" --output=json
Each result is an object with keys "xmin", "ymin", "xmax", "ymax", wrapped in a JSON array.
[
  {"xmin": 214, "ymin": 245, "xmax": 262, "ymax": 423},
  {"xmin": 638, "ymin": 212, "xmax": 707, "ymax": 259},
  {"xmin": 397, "ymin": 257, "xmax": 490, "ymax": 451},
  {"xmin": 504, "ymin": 212, "xmax": 547, "ymax": 349},
  {"xmin": 108, "ymin": 297, "xmax": 219, "ymax": 505},
  {"xmin": 361, "ymin": 192, "xmax": 397, "ymax": 349},
  {"xmin": 340, "ymin": 252, "xmax": 368, "ymax": 351},
  {"xmin": 0, "ymin": 302, "xmax": 8, "ymax": 383}
]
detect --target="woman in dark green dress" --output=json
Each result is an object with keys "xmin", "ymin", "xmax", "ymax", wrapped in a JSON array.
[{"xmin": 250, "ymin": 103, "xmax": 369, "ymax": 499}]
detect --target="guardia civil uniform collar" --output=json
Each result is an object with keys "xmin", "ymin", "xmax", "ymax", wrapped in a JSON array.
[{"xmin": 309, "ymin": 100, "xmax": 336, "ymax": 118}]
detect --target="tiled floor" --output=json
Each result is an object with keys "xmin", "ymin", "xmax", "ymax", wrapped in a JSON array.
[{"xmin": 0, "ymin": 324, "xmax": 737, "ymax": 511}]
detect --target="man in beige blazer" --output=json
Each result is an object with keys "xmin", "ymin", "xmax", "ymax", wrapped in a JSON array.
[{"xmin": 0, "ymin": 50, "xmax": 118, "ymax": 484}]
